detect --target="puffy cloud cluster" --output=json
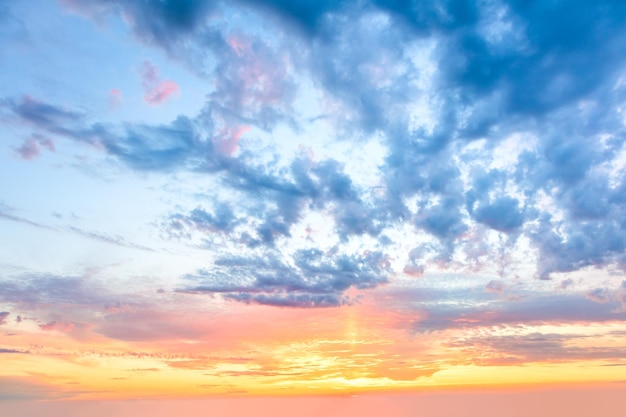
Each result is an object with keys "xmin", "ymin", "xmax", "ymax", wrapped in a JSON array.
[{"xmin": 4, "ymin": 0, "xmax": 626, "ymax": 309}]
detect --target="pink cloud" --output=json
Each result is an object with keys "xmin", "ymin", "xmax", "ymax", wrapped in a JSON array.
[
  {"xmin": 39, "ymin": 320, "xmax": 75, "ymax": 333},
  {"xmin": 16, "ymin": 138, "xmax": 40, "ymax": 160},
  {"xmin": 15, "ymin": 135, "xmax": 55, "ymax": 159},
  {"xmin": 15, "ymin": 135, "xmax": 55, "ymax": 160},
  {"xmin": 403, "ymin": 264, "xmax": 424, "ymax": 277},
  {"xmin": 217, "ymin": 33, "xmax": 294, "ymax": 115},
  {"xmin": 141, "ymin": 61, "xmax": 179, "ymax": 105},
  {"xmin": 217, "ymin": 126, "xmax": 251, "ymax": 155},
  {"xmin": 484, "ymin": 280, "xmax": 505, "ymax": 296},
  {"xmin": 0, "ymin": 312, "xmax": 9, "ymax": 325},
  {"xmin": 145, "ymin": 80, "xmax": 179, "ymax": 104},
  {"xmin": 109, "ymin": 88, "xmax": 123, "ymax": 109}
]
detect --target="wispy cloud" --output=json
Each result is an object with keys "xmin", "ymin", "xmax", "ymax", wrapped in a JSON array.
[
  {"xmin": 140, "ymin": 61, "xmax": 179, "ymax": 105},
  {"xmin": 108, "ymin": 88, "xmax": 123, "ymax": 109},
  {"xmin": 14, "ymin": 134, "xmax": 55, "ymax": 160}
]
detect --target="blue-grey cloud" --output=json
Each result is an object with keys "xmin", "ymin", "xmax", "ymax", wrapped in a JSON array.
[
  {"xmin": 3, "ymin": 96, "xmax": 83, "ymax": 136},
  {"xmin": 165, "ymin": 204, "xmax": 238, "ymax": 238},
  {"xmin": 0, "ymin": 274, "xmax": 106, "ymax": 307},
  {"xmin": 0, "ymin": 312, "xmax": 9, "ymax": 325},
  {"xmin": 8, "ymin": 0, "xmax": 626, "ymax": 294},
  {"xmin": 181, "ymin": 249, "xmax": 390, "ymax": 307},
  {"xmin": 411, "ymin": 292, "xmax": 626, "ymax": 333}
]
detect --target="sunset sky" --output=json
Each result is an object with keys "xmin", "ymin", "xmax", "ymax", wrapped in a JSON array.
[{"xmin": 1, "ymin": 0, "xmax": 626, "ymax": 415}]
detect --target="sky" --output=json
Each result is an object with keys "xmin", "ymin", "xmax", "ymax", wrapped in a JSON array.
[{"xmin": 1, "ymin": 0, "xmax": 626, "ymax": 415}]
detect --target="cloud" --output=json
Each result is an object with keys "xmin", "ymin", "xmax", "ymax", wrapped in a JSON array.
[
  {"xmin": 0, "ymin": 274, "xmax": 103, "ymax": 308},
  {"xmin": 39, "ymin": 320, "xmax": 76, "ymax": 332},
  {"xmin": 0, "ymin": 202, "xmax": 151, "ymax": 250},
  {"xmin": 15, "ymin": 138, "xmax": 40, "ymax": 159},
  {"xmin": 445, "ymin": 332, "xmax": 626, "ymax": 365},
  {"xmin": 165, "ymin": 204, "xmax": 238, "ymax": 238},
  {"xmin": 0, "ymin": 377, "xmax": 71, "ymax": 400},
  {"xmin": 403, "ymin": 264, "xmax": 424, "ymax": 278},
  {"xmin": 59, "ymin": 0, "xmax": 216, "ymax": 52},
  {"xmin": 216, "ymin": 125, "xmax": 250, "ymax": 156},
  {"xmin": 108, "ymin": 88, "xmax": 123, "ymax": 108},
  {"xmin": 411, "ymin": 291, "xmax": 626, "ymax": 333},
  {"xmin": 586, "ymin": 288, "xmax": 612, "ymax": 304},
  {"xmin": 14, "ymin": 135, "xmax": 55, "ymax": 160},
  {"xmin": 0, "ymin": 208, "xmax": 55, "ymax": 231},
  {"xmin": 8, "ymin": 0, "xmax": 626, "ymax": 286},
  {"xmin": 0, "ymin": 312, "xmax": 9, "ymax": 325},
  {"xmin": 65, "ymin": 226, "xmax": 154, "ymax": 252},
  {"xmin": 484, "ymin": 280, "xmax": 505, "ymax": 296},
  {"xmin": 472, "ymin": 196, "xmax": 525, "ymax": 233},
  {"xmin": 241, "ymin": 0, "xmax": 345, "ymax": 35},
  {"xmin": 181, "ymin": 249, "xmax": 390, "ymax": 307},
  {"xmin": 140, "ymin": 61, "xmax": 179, "ymax": 105},
  {"xmin": 0, "ymin": 348, "xmax": 29, "ymax": 354},
  {"xmin": 5, "ymin": 95, "xmax": 83, "ymax": 133}
]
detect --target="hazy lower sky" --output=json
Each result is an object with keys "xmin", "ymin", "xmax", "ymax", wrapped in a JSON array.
[{"xmin": 1, "ymin": 0, "xmax": 626, "ymax": 414}]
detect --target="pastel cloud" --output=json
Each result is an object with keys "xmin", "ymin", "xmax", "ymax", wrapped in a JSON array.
[
  {"xmin": 39, "ymin": 320, "xmax": 75, "ymax": 333},
  {"xmin": 213, "ymin": 125, "xmax": 251, "ymax": 156},
  {"xmin": 141, "ymin": 61, "xmax": 179, "ymax": 105},
  {"xmin": 108, "ymin": 88, "xmax": 123, "ymax": 108},
  {"xmin": 15, "ymin": 138, "xmax": 40, "ymax": 159},
  {"xmin": 15, "ymin": 135, "xmax": 54, "ymax": 160}
]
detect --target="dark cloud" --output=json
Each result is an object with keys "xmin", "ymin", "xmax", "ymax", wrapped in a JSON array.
[
  {"xmin": 372, "ymin": 0, "xmax": 479, "ymax": 34},
  {"xmin": 0, "ymin": 312, "xmax": 9, "ymax": 325},
  {"xmin": 242, "ymin": 0, "xmax": 345, "ymax": 35},
  {"xmin": 60, "ymin": 0, "xmax": 216, "ymax": 51}
]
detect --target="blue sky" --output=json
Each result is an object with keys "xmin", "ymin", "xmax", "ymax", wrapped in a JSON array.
[{"xmin": 1, "ymin": 0, "xmax": 626, "ymax": 405}]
